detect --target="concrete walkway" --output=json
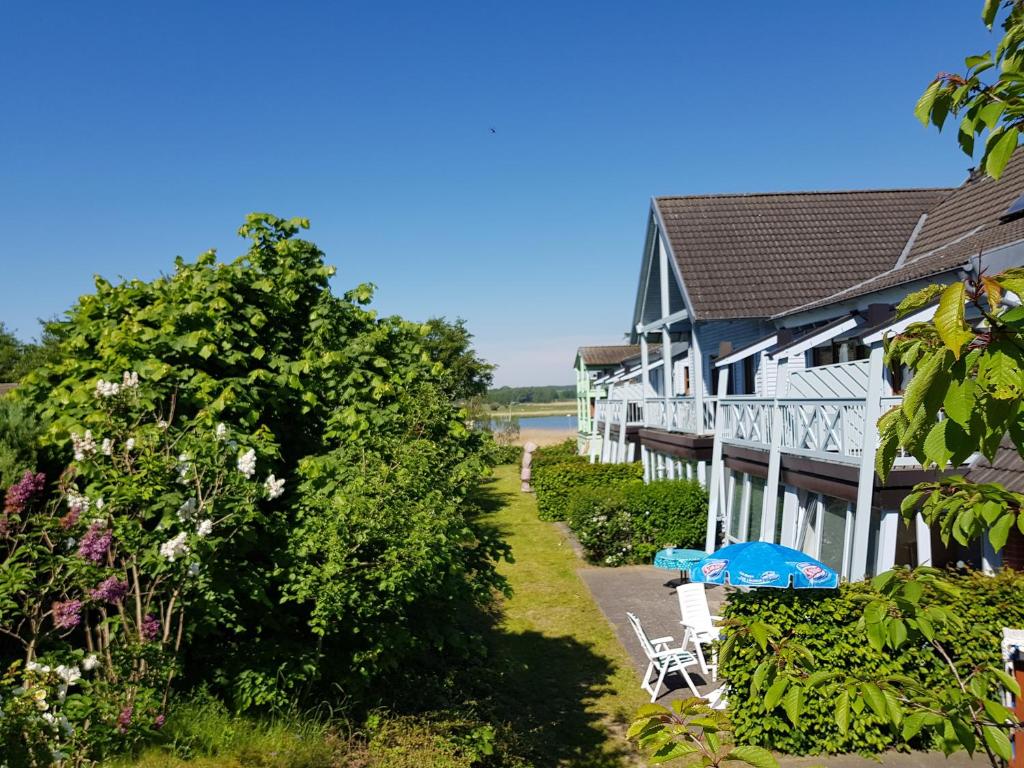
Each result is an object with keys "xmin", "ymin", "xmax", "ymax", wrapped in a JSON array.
[
  {"xmin": 576, "ymin": 558, "xmax": 984, "ymax": 767},
  {"xmin": 577, "ymin": 562, "xmax": 725, "ymax": 702}
]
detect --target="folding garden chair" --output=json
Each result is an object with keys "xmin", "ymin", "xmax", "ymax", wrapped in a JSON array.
[
  {"xmin": 676, "ymin": 583, "xmax": 722, "ymax": 681},
  {"xmin": 625, "ymin": 611, "xmax": 702, "ymax": 702}
]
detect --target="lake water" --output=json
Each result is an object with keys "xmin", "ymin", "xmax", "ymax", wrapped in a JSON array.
[{"xmin": 490, "ymin": 414, "xmax": 578, "ymax": 431}]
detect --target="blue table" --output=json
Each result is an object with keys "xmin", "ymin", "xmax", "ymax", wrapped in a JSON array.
[{"xmin": 653, "ymin": 547, "xmax": 706, "ymax": 584}]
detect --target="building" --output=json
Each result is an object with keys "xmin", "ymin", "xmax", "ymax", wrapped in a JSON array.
[{"xmin": 588, "ymin": 150, "xmax": 1024, "ymax": 580}]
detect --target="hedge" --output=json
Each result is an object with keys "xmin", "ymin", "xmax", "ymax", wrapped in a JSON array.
[
  {"xmin": 531, "ymin": 439, "xmax": 583, "ymax": 468},
  {"xmin": 720, "ymin": 569, "xmax": 1024, "ymax": 755},
  {"xmin": 533, "ymin": 460, "xmax": 642, "ymax": 521},
  {"xmin": 568, "ymin": 480, "xmax": 707, "ymax": 565}
]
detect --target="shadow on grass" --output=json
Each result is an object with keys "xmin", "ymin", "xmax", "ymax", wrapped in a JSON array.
[{"xmin": 453, "ymin": 476, "xmax": 635, "ymax": 767}]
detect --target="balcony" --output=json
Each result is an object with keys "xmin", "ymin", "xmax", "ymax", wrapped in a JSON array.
[
  {"xmin": 594, "ymin": 396, "xmax": 717, "ymax": 435},
  {"xmin": 717, "ymin": 395, "xmax": 917, "ymax": 467},
  {"xmin": 644, "ymin": 396, "xmax": 716, "ymax": 434}
]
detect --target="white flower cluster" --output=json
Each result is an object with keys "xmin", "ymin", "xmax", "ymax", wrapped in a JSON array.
[
  {"xmin": 159, "ymin": 531, "xmax": 190, "ymax": 562},
  {"xmin": 70, "ymin": 430, "xmax": 97, "ymax": 461},
  {"xmin": 94, "ymin": 370, "xmax": 140, "ymax": 398},
  {"xmin": 66, "ymin": 490, "xmax": 90, "ymax": 513},
  {"xmin": 126, "ymin": 437, "xmax": 136, "ymax": 451},
  {"xmin": 264, "ymin": 474, "xmax": 285, "ymax": 500},
  {"xmin": 101, "ymin": 438, "xmax": 114, "ymax": 456},
  {"xmin": 196, "ymin": 519, "xmax": 213, "ymax": 538},
  {"xmin": 176, "ymin": 497, "xmax": 198, "ymax": 522},
  {"xmin": 237, "ymin": 448, "xmax": 256, "ymax": 478},
  {"xmin": 215, "ymin": 422, "xmax": 228, "ymax": 441},
  {"xmin": 176, "ymin": 453, "xmax": 191, "ymax": 485}
]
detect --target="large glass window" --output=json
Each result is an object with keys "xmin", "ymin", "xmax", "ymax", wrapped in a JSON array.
[
  {"xmin": 728, "ymin": 471, "xmax": 743, "ymax": 540},
  {"xmin": 774, "ymin": 486, "xmax": 787, "ymax": 544},
  {"xmin": 819, "ymin": 496, "xmax": 850, "ymax": 573},
  {"xmin": 747, "ymin": 476, "xmax": 766, "ymax": 541}
]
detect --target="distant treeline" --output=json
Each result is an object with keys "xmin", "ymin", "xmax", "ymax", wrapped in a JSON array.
[{"xmin": 486, "ymin": 385, "xmax": 575, "ymax": 404}]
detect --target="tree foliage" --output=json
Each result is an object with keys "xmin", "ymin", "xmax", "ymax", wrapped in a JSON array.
[
  {"xmin": 915, "ymin": 0, "xmax": 1024, "ymax": 178},
  {"xmin": 2, "ymin": 214, "xmax": 506, "ymax": 761}
]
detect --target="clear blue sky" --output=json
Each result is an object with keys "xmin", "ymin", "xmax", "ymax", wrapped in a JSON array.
[{"xmin": 0, "ymin": 1, "xmax": 997, "ymax": 386}]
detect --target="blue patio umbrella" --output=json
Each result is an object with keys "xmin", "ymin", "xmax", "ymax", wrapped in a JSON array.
[
  {"xmin": 653, "ymin": 547, "xmax": 707, "ymax": 583},
  {"xmin": 686, "ymin": 542, "xmax": 839, "ymax": 589}
]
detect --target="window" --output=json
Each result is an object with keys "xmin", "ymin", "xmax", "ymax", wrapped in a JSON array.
[
  {"xmin": 742, "ymin": 355, "xmax": 757, "ymax": 395},
  {"xmin": 795, "ymin": 491, "xmax": 853, "ymax": 578},
  {"xmin": 727, "ymin": 471, "xmax": 743, "ymax": 540},
  {"xmin": 747, "ymin": 476, "xmax": 765, "ymax": 541},
  {"xmin": 774, "ymin": 486, "xmax": 787, "ymax": 544}
]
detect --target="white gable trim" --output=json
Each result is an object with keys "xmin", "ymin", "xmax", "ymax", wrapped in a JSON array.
[
  {"xmin": 863, "ymin": 304, "xmax": 938, "ymax": 345},
  {"xmin": 771, "ymin": 315, "xmax": 864, "ymax": 360},
  {"xmin": 714, "ymin": 333, "xmax": 779, "ymax": 368}
]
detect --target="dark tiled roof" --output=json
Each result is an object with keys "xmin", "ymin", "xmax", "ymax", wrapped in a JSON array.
[
  {"xmin": 966, "ymin": 439, "xmax": 1024, "ymax": 494},
  {"xmin": 577, "ymin": 345, "xmax": 643, "ymax": 367},
  {"xmin": 779, "ymin": 151, "xmax": 1024, "ymax": 317},
  {"xmin": 654, "ymin": 188, "xmax": 950, "ymax": 320}
]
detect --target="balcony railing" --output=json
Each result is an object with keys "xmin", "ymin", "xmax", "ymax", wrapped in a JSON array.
[
  {"xmin": 715, "ymin": 394, "xmax": 928, "ymax": 466},
  {"xmin": 645, "ymin": 397, "xmax": 717, "ymax": 434},
  {"xmin": 594, "ymin": 399, "xmax": 645, "ymax": 428}
]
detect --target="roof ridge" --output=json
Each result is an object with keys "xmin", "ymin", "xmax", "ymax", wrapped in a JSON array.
[{"xmin": 654, "ymin": 187, "xmax": 953, "ymax": 202}]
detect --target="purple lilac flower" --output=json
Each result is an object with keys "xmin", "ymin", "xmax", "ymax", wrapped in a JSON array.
[
  {"xmin": 77, "ymin": 522, "xmax": 111, "ymax": 564},
  {"xmin": 53, "ymin": 599, "xmax": 82, "ymax": 629},
  {"xmin": 90, "ymin": 576, "xmax": 129, "ymax": 604},
  {"xmin": 153, "ymin": 714, "xmax": 166, "ymax": 730},
  {"xmin": 141, "ymin": 614, "xmax": 161, "ymax": 641},
  {"xmin": 117, "ymin": 705, "xmax": 133, "ymax": 732},
  {"xmin": 4, "ymin": 471, "xmax": 46, "ymax": 515}
]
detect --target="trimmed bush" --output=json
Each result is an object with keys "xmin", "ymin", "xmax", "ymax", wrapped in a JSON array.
[
  {"xmin": 567, "ymin": 480, "xmax": 707, "ymax": 565},
  {"xmin": 531, "ymin": 439, "xmax": 582, "ymax": 468},
  {"xmin": 533, "ymin": 460, "xmax": 642, "ymax": 521},
  {"xmin": 720, "ymin": 569, "xmax": 1024, "ymax": 755}
]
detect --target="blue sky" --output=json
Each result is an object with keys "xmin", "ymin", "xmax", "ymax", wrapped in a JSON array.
[{"xmin": 0, "ymin": 1, "xmax": 998, "ymax": 386}]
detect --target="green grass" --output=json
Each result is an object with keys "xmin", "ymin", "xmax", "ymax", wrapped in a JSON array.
[
  {"xmin": 476, "ymin": 465, "xmax": 646, "ymax": 766},
  {"xmin": 488, "ymin": 400, "xmax": 577, "ymax": 418},
  {"xmin": 104, "ymin": 466, "xmax": 643, "ymax": 767}
]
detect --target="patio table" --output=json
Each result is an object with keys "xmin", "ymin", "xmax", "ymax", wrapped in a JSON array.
[{"xmin": 653, "ymin": 547, "xmax": 706, "ymax": 586}]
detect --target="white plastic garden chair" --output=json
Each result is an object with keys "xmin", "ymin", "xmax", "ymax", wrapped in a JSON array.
[
  {"xmin": 676, "ymin": 583, "xmax": 722, "ymax": 681},
  {"xmin": 625, "ymin": 611, "xmax": 702, "ymax": 702}
]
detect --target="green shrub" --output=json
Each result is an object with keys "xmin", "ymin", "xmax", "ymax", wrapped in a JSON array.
[
  {"xmin": 628, "ymin": 480, "xmax": 707, "ymax": 561},
  {"xmin": 566, "ymin": 480, "xmax": 707, "ymax": 565},
  {"xmin": 532, "ymin": 460, "xmax": 642, "ymax": 521},
  {"xmin": 531, "ymin": 439, "xmax": 582, "ymax": 468},
  {"xmin": 720, "ymin": 569, "xmax": 1024, "ymax": 755},
  {"xmin": 0, "ymin": 397, "xmax": 42, "ymax": 488},
  {"xmin": 488, "ymin": 443, "xmax": 522, "ymax": 466}
]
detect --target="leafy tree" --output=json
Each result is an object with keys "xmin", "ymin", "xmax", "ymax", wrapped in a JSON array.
[
  {"xmin": 422, "ymin": 317, "xmax": 494, "ymax": 402},
  {"xmin": 9, "ymin": 213, "xmax": 506, "ymax": 722},
  {"xmin": 915, "ymin": 0, "xmax": 1024, "ymax": 178}
]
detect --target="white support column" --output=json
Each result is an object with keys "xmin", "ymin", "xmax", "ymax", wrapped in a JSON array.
[
  {"xmin": 915, "ymin": 513, "xmax": 932, "ymax": 566},
  {"xmin": 705, "ymin": 368, "xmax": 730, "ymax": 553},
  {"xmin": 779, "ymin": 486, "xmax": 799, "ymax": 548},
  {"xmin": 640, "ymin": 336, "xmax": 651, "ymax": 427},
  {"xmin": 875, "ymin": 510, "xmax": 900, "ymax": 574},
  {"xmin": 849, "ymin": 344, "xmax": 885, "ymax": 582},
  {"xmin": 617, "ymin": 398, "xmax": 628, "ymax": 464},
  {"xmin": 691, "ymin": 327, "xmax": 705, "ymax": 432},
  {"xmin": 697, "ymin": 460, "xmax": 707, "ymax": 487},
  {"xmin": 641, "ymin": 445, "xmax": 650, "ymax": 483},
  {"xmin": 760, "ymin": 356, "xmax": 789, "ymax": 541},
  {"xmin": 601, "ymin": 385, "xmax": 614, "ymax": 464}
]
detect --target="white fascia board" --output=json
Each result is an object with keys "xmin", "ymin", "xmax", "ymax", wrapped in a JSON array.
[
  {"xmin": 771, "ymin": 315, "xmax": 864, "ymax": 360},
  {"xmin": 714, "ymin": 334, "xmax": 779, "ymax": 368},
  {"xmin": 635, "ymin": 307, "xmax": 690, "ymax": 334},
  {"xmin": 650, "ymin": 200, "xmax": 699, "ymax": 321},
  {"xmin": 863, "ymin": 304, "xmax": 938, "ymax": 345},
  {"xmin": 630, "ymin": 216, "xmax": 659, "ymax": 342}
]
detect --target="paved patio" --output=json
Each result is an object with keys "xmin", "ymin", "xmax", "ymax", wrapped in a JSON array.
[
  {"xmin": 576, "ymin": 559, "xmax": 984, "ymax": 767},
  {"xmin": 577, "ymin": 562, "xmax": 727, "ymax": 702}
]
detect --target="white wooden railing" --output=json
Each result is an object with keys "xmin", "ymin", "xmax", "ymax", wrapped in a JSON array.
[
  {"xmin": 644, "ymin": 397, "xmax": 717, "ymax": 434},
  {"xmin": 595, "ymin": 399, "xmax": 644, "ymax": 428},
  {"xmin": 718, "ymin": 397, "xmax": 774, "ymax": 447},
  {"xmin": 717, "ymin": 394, "xmax": 901, "ymax": 465}
]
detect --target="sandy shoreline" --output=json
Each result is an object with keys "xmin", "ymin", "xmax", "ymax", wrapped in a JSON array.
[{"xmin": 513, "ymin": 427, "xmax": 576, "ymax": 447}]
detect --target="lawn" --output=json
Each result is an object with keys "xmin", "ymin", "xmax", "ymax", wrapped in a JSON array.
[
  {"xmin": 478, "ymin": 464, "xmax": 647, "ymax": 766},
  {"xmin": 104, "ymin": 465, "xmax": 644, "ymax": 767}
]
